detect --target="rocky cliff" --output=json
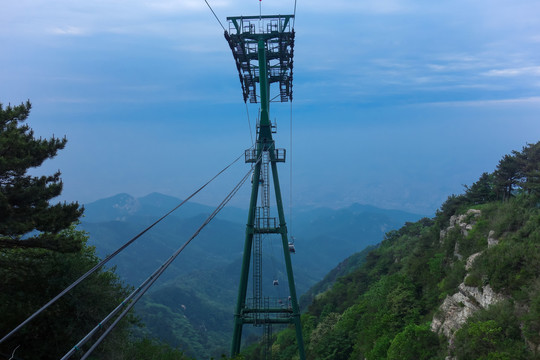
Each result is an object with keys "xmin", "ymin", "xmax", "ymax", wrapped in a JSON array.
[{"xmin": 432, "ymin": 209, "xmax": 506, "ymax": 356}]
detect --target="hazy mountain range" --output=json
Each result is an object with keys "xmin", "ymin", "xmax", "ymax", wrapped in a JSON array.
[{"xmin": 79, "ymin": 192, "xmax": 423, "ymax": 358}]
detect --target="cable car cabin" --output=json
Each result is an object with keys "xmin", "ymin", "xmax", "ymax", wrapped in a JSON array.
[{"xmin": 288, "ymin": 243, "xmax": 296, "ymax": 253}]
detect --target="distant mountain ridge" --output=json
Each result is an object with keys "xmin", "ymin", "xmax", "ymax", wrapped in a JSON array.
[
  {"xmin": 83, "ymin": 192, "xmax": 245, "ymax": 223},
  {"xmin": 82, "ymin": 192, "xmax": 424, "ymax": 282},
  {"xmin": 80, "ymin": 192, "xmax": 424, "ymax": 359}
]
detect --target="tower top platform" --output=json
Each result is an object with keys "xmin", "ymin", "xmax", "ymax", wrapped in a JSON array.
[
  {"xmin": 226, "ymin": 15, "xmax": 294, "ymax": 37},
  {"xmin": 224, "ymin": 15, "xmax": 295, "ymax": 103}
]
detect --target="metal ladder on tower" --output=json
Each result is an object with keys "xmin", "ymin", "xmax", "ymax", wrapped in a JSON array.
[
  {"xmin": 252, "ymin": 230, "xmax": 262, "ymax": 325},
  {"xmin": 261, "ymin": 151, "xmax": 270, "ymax": 226}
]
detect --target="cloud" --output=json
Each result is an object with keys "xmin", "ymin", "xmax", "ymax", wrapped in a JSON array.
[
  {"xmin": 483, "ymin": 67, "xmax": 540, "ymax": 77},
  {"xmin": 420, "ymin": 96, "xmax": 540, "ymax": 108},
  {"xmin": 298, "ymin": 0, "xmax": 409, "ymax": 14},
  {"xmin": 143, "ymin": 0, "xmax": 208, "ymax": 13},
  {"xmin": 40, "ymin": 96, "xmax": 97, "ymax": 104},
  {"xmin": 3, "ymin": 0, "xmax": 228, "ymax": 39},
  {"xmin": 49, "ymin": 26, "xmax": 87, "ymax": 36},
  {"xmin": 530, "ymin": 35, "xmax": 540, "ymax": 43}
]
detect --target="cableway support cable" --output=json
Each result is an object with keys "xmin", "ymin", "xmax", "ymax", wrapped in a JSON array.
[
  {"xmin": 63, "ymin": 161, "xmax": 257, "ymax": 359},
  {"xmin": 0, "ymin": 150, "xmax": 248, "ymax": 346}
]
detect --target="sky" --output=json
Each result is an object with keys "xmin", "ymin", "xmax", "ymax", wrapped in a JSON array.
[{"xmin": 1, "ymin": 0, "xmax": 540, "ymax": 215}]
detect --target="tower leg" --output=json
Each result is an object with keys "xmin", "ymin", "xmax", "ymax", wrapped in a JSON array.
[
  {"xmin": 270, "ymin": 152, "xmax": 306, "ymax": 360},
  {"xmin": 231, "ymin": 153, "xmax": 262, "ymax": 357}
]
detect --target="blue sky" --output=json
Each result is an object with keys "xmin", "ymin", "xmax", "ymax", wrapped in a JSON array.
[{"xmin": 2, "ymin": 0, "xmax": 540, "ymax": 215}]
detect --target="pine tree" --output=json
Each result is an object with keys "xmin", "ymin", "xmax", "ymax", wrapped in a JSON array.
[
  {"xmin": 494, "ymin": 153, "xmax": 521, "ymax": 201},
  {"xmin": 0, "ymin": 101, "xmax": 83, "ymax": 252},
  {"xmin": 0, "ymin": 226, "xmax": 135, "ymax": 360},
  {"xmin": 518, "ymin": 142, "xmax": 540, "ymax": 196},
  {"xmin": 464, "ymin": 172, "xmax": 497, "ymax": 205}
]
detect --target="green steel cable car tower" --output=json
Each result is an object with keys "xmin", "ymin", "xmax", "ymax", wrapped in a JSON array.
[{"xmin": 224, "ymin": 14, "xmax": 306, "ymax": 360}]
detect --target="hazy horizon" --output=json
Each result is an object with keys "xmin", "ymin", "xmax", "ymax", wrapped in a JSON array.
[{"xmin": 81, "ymin": 190, "xmax": 431, "ymax": 216}]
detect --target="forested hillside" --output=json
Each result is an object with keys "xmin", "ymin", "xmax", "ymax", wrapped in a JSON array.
[{"xmin": 250, "ymin": 141, "xmax": 540, "ymax": 360}]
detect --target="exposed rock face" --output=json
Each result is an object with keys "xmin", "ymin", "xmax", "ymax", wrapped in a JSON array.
[
  {"xmin": 432, "ymin": 211, "xmax": 505, "ymax": 351},
  {"xmin": 440, "ymin": 209, "xmax": 482, "ymax": 260},
  {"xmin": 441, "ymin": 209, "xmax": 482, "ymax": 238},
  {"xmin": 465, "ymin": 252, "xmax": 482, "ymax": 271},
  {"xmin": 431, "ymin": 282, "xmax": 505, "ymax": 339},
  {"xmin": 488, "ymin": 230, "xmax": 499, "ymax": 248}
]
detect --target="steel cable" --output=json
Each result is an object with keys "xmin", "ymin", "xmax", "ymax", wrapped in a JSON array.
[
  {"xmin": 203, "ymin": 0, "xmax": 226, "ymax": 32},
  {"xmin": 0, "ymin": 150, "xmax": 248, "ymax": 345},
  {"xmin": 69, "ymin": 161, "xmax": 257, "ymax": 360}
]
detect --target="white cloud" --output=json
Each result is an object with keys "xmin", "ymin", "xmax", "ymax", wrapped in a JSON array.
[
  {"xmin": 421, "ymin": 96, "xmax": 540, "ymax": 108},
  {"xmin": 298, "ymin": 0, "xmax": 409, "ymax": 14},
  {"xmin": 144, "ymin": 0, "xmax": 208, "ymax": 13},
  {"xmin": 49, "ymin": 26, "xmax": 87, "ymax": 36},
  {"xmin": 3, "ymin": 0, "xmax": 228, "ymax": 38},
  {"xmin": 530, "ymin": 35, "xmax": 540, "ymax": 43},
  {"xmin": 40, "ymin": 96, "xmax": 96, "ymax": 104},
  {"xmin": 483, "ymin": 67, "xmax": 540, "ymax": 77},
  {"xmin": 428, "ymin": 64, "xmax": 447, "ymax": 71}
]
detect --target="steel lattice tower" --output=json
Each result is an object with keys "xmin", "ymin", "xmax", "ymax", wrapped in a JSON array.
[{"xmin": 224, "ymin": 15, "xmax": 306, "ymax": 360}]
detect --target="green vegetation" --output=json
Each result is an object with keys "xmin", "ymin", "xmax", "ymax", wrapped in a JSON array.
[
  {"xmin": 121, "ymin": 338, "xmax": 192, "ymax": 360},
  {"xmin": 251, "ymin": 141, "xmax": 540, "ymax": 360},
  {"xmin": 0, "ymin": 101, "xmax": 83, "ymax": 252},
  {"xmin": 299, "ymin": 246, "xmax": 375, "ymax": 310},
  {"xmin": 453, "ymin": 301, "xmax": 530, "ymax": 360},
  {"xmin": 0, "ymin": 102, "xmax": 191, "ymax": 360}
]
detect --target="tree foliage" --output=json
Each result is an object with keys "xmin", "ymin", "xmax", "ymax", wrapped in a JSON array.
[
  {"xmin": 494, "ymin": 154, "xmax": 521, "ymax": 201},
  {"xmin": 120, "ymin": 338, "xmax": 192, "ymax": 360},
  {"xmin": 0, "ymin": 101, "xmax": 83, "ymax": 252},
  {"xmin": 0, "ymin": 226, "xmax": 137, "ymax": 359},
  {"xmin": 387, "ymin": 323, "xmax": 440, "ymax": 360},
  {"xmin": 465, "ymin": 172, "xmax": 497, "ymax": 205},
  {"xmin": 493, "ymin": 142, "xmax": 540, "ymax": 200},
  {"xmin": 453, "ymin": 301, "xmax": 531, "ymax": 360},
  {"xmin": 518, "ymin": 142, "xmax": 540, "ymax": 195}
]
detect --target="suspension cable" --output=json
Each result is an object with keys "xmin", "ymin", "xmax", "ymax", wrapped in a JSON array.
[
  {"xmin": 0, "ymin": 150, "xmax": 247, "ymax": 345},
  {"xmin": 289, "ymin": 101, "xmax": 294, "ymax": 238},
  {"xmin": 67, "ymin": 163, "xmax": 256, "ymax": 360},
  {"xmin": 203, "ymin": 0, "xmax": 226, "ymax": 32},
  {"xmin": 293, "ymin": 0, "xmax": 298, "ymax": 28}
]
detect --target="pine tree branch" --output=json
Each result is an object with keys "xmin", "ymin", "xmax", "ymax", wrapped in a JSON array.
[{"xmin": 0, "ymin": 234, "xmax": 82, "ymax": 253}]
